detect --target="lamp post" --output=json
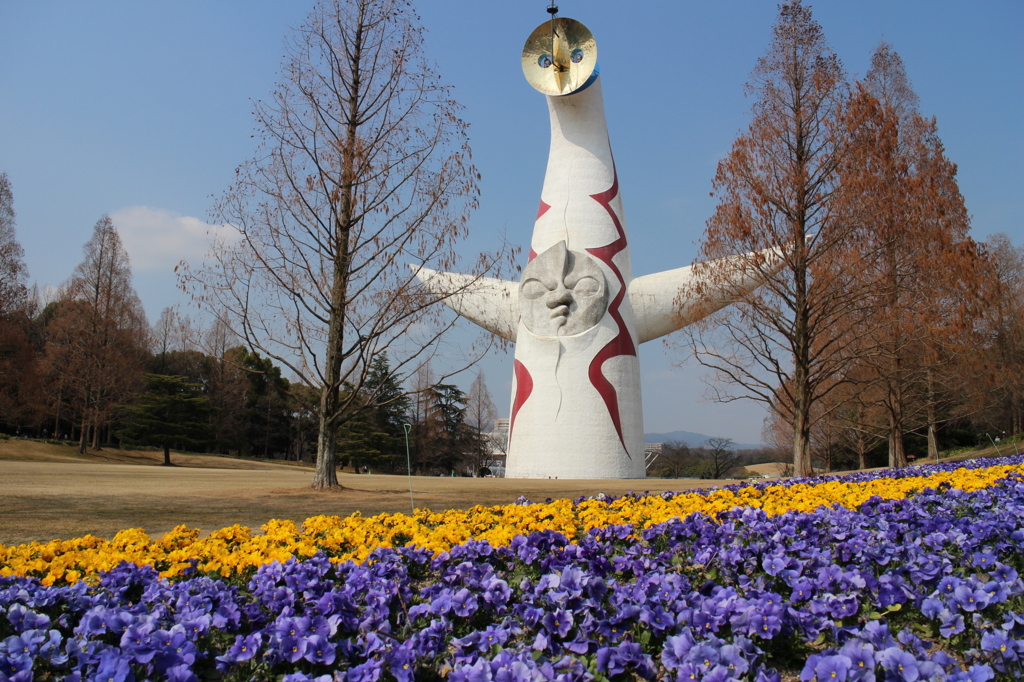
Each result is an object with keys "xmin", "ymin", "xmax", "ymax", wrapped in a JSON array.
[{"xmin": 403, "ymin": 423, "xmax": 414, "ymax": 515}]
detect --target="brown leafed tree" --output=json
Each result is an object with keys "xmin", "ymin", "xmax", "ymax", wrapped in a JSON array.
[
  {"xmin": 678, "ymin": 1, "xmax": 866, "ymax": 477},
  {"xmin": 976, "ymin": 234, "xmax": 1024, "ymax": 435},
  {"xmin": 180, "ymin": 0, "xmax": 510, "ymax": 489},
  {"xmin": 836, "ymin": 43, "xmax": 983, "ymax": 467},
  {"xmin": 44, "ymin": 216, "xmax": 149, "ymax": 452}
]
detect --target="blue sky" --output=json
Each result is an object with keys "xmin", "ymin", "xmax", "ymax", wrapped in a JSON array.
[{"xmin": 2, "ymin": 1, "xmax": 1021, "ymax": 445}]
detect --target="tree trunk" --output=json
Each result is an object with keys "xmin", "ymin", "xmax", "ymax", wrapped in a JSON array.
[
  {"xmin": 1012, "ymin": 391, "xmax": 1022, "ymax": 436},
  {"xmin": 887, "ymin": 358, "xmax": 908, "ymax": 468},
  {"xmin": 856, "ymin": 429, "xmax": 868, "ymax": 471},
  {"xmin": 887, "ymin": 389, "xmax": 907, "ymax": 468},
  {"xmin": 824, "ymin": 421, "xmax": 832, "ymax": 474},
  {"xmin": 313, "ymin": 407, "xmax": 339, "ymax": 488},
  {"xmin": 791, "ymin": 221, "xmax": 812, "ymax": 478},
  {"xmin": 78, "ymin": 421, "xmax": 88, "ymax": 454},
  {"xmin": 310, "ymin": 6, "xmax": 365, "ymax": 490},
  {"xmin": 792, "ymin": 381, "xmax": 812, "ymax": 477},
  {"xmin": 163, "ymin": 444, "xmax": 172, "ymax": 466},
  {"xmin": 926, "ymin": 368, "xmax": 939, "ymax": 462},
  {"xmin": 53, "ymin": 395, "xmax": 62, "ymax": 439}
]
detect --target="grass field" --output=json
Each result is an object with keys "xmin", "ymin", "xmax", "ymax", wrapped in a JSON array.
[
  {"xmin": 3, "ymin": 437, "xmax": 1012, "ymax": 547},
  {"xmin": 0, "ymin": 439, "xmax": 738, "ymax": 546}
]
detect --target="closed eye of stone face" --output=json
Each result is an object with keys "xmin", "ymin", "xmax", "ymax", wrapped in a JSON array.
[
  {"xmin": 571, "ymin": 276, "xmax": 601, "ymax": 298},
  {"xmin": 521, "ymin": 278, "xmax": 550, "ymax": 300}
]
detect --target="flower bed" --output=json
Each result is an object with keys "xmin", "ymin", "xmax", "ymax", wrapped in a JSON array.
[
  {"xmin": 3, "ymin": 456, "xmax": 1024, "ymax": 586},
  {"xmin": 2, "ymin": 457, "xmax": 1024, "ymax": 680}
]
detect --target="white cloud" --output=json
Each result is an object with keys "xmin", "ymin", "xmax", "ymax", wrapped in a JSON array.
[{"xmin": 109, "ymin": 206, "xmax": 236, "ymax": 273}]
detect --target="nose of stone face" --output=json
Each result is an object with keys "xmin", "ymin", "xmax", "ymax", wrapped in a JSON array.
[{"xmin": 548, "ymin": 287, "xmax": 573, "ymax": 309}]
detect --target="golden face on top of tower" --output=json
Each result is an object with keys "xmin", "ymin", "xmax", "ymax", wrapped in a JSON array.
[{"xmin": 522, "ymin": 18, "xmax": 598, "ymax": 96}]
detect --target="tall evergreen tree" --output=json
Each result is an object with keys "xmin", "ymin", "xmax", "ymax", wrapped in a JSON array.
[
  {"xmin": 236, "ymin": 349, "xmax": 291, "ymax": 459},
  {"xmin": 361, "ymin": 352, "xmax": 410, "ymax": 470},
  {"xmin": 425, "ymin": 383, "xmax": 476, "ymax": 474},
  {"xmin": 365, "ymin": 353, "xmax": 410, "ymax": 441},
  {"xmin": 118, "ymin": 374, "xmax": 213, "ymax": 466}
]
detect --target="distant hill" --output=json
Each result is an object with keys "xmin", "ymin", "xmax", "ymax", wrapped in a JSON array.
[{"xmin": 644, "ymin": 430, "xmax": 764, "ymax": 451}]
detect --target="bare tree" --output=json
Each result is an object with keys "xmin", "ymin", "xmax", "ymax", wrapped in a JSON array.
[
  {"xmin": 649, "ymin": 440, "xmax": 695, "ymax": 479},
  {"xmin": 181, "ymin": 0, "xmax": 510, "ymax": 488},
  {"xmin": 696, "ymin": 437, "xmax": 744, "ymax": 480},
  {"xmin": 152, "ymin": 306, "xmax": 199, "ymax": 368},
  {"xmin": 678, "ymin": 1, "xmax": 865, "ymax": 477},
  {"xmin": 0, "ymin": 172, "xmax": 38, "ymax": 429},
  {"xmin": 199, "ymin": 318, "xmax": 250, "ymax": 454},
  {"xmin": 465, "ymin": 369, "xmax": 497, "ymax": 476},
  {"xmin": 409, "ymin": 359, "xmax": 435, "ymax": 472},
  {"xmin": 151, "ymin": 307, "xmax": 180, "ymax": 374},
  {"xmin": 0, "ymin": 173, "xmax": 27, "ymax": 315}
]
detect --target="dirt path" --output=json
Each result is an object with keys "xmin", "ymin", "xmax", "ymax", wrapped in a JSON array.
[{"xmin": 0, "ymin": 445, "xmax": 735, "ymax": 546}]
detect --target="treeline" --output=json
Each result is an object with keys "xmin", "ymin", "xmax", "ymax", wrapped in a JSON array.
[
  {"xmin": 647, "ymin": 438, "xmax": 765, "ymax": 480},
  {"xmin": 0, "ymin": 188, "xmax": 499, "ymax": 474},
  {"xmin": 679, "ymin": 3, "xmax": 1024, "ymax": 476}
]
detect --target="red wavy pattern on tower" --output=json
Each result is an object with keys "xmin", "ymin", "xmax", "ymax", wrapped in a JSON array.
[
  {"xmin": 586, "ymin": 167, "xmax": 636, "ymax": 456},
  {"xmin": 529, "ymin": 201, "xmax": 551, "ymax": 263},
  {"xmin": 508, "ymin": 359, "xmax": 534, "ymax": 445}
]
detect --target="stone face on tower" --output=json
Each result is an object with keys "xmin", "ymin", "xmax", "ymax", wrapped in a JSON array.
[{"xmin": 413, "ymin": 17, "xmax": 781, "ymax": 479}]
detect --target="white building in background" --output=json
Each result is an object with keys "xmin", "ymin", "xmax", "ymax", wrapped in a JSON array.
[
  {"xmin": 481, "ymin": 419, "xmax": 509, "ymax": 477},
  {"xmin": 644, "ymin": 443, "xmax": 663, "ymax": 471}
]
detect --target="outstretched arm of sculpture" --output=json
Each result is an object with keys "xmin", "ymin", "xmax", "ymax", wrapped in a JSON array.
[
  {"xmin": 411, "ymin": 265, "xmax": 520, "ymax": 342},
  {"xmin": 629, "ymin": 247, "xmax": 785, "ymax": 344}
]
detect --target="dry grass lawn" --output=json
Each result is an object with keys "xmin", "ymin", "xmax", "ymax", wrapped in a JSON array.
[
  {"xmin": 0, "ymin": 439, "xmax": 737, "ymax": 546},
  {"xmin": 744, "ymin": 462, "xmax": 790, "ymax": 477}
]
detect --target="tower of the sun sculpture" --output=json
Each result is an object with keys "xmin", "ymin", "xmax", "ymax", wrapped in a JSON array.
[{"xmin": 415, "ymin": 17, "xmax": 777, "ymax": 479}]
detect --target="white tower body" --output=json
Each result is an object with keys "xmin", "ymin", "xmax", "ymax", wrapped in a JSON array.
[{"xmin": 506, "ymin": 77, "xmax": 645, "ymax": 478}]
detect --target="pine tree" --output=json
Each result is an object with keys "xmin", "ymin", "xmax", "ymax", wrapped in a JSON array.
[
  {"xmin": 118, "ymin": 374, "xmax": 213, "ymax": 466},
  {"xmin": 425, "ymin": 383, "xmax": 475, "ymax": 475}
]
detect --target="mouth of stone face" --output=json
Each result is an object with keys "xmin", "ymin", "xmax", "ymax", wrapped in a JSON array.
[{"xmin": 550, "ymin": 306, "xmax": 569, "ymax": 320}]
